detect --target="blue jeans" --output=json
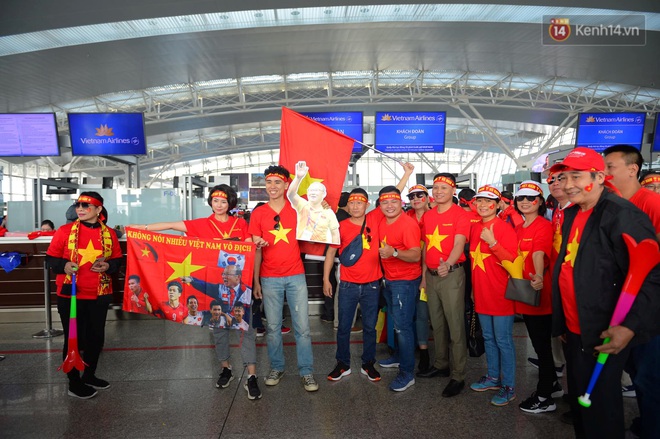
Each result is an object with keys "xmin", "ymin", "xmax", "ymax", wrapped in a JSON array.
[
  {"xmin": 383, "ymin": 277, "xmax": 420, "ymax": 374},
  {"xmin": 336, "ymin": 280, "xmax": 380, "ymax": 366},
  {"xmin": 261, "ymin": 274, "xmax": 313, "ymax": 376},
  {"xmin": 478, "ymin": 314, "xmax": 515, "ymax": 388}
]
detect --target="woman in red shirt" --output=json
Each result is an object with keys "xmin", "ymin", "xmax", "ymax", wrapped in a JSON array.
[
  {"xmin": 468, "ymin": 186, "xmax": 518, "ymax": 406},
  {"xmin": 46, "ymin": 192, "xmax": 123, "ymax": 400},
  {"xmin": 509, "ymin": 181, "xmax": 559, "ymax": 414}
]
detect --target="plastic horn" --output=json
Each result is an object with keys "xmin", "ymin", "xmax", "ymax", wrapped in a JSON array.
[
  {"xmin": 578, "ymin": 234, "xmax": 660, "ymax": 408},
  {"xmin": 58, "ymin": 269, "xmax": 87, "ymax": 373}
]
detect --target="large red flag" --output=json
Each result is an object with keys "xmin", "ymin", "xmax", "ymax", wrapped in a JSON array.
[{"xmin": 279, "ymin": 107, "xmax": 355, "ymax": 211}]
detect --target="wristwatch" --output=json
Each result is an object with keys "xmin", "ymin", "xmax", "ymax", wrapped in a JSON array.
[{"xmin": 392, "ymin": 248, "xmax": 399, "ymax": 258}]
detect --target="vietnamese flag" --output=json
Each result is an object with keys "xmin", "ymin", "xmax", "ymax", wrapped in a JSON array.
[{"xmin": 279, "ymin": 107, "xmax": 355, "ymax": 211}]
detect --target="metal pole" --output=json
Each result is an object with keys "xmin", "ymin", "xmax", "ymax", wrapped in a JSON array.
[{"xmin": 32, "ymin": 260, "xmax": 64, "ymax": 338}]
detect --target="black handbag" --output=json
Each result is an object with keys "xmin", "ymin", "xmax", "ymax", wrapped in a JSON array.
[
  {"xmin": 505, "ymin": 278, "xmax": 541, "ymax": 307},
  {"xmin": 338, "ymin": 218, "xmax": 367, "ymax": 267},
  {"xmin": 468, "ymin": 309, "xmax": 485, "ymax": 357}
]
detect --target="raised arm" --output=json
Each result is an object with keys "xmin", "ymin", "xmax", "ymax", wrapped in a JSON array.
[{"xmin": 287, "ymin": 161, "xmax": 309, "ymax": 208}]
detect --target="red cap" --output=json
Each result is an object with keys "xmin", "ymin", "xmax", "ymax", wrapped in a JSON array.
[{"xmin": 549, "ymin": 147, "xmax": 604, "ymax": 173}]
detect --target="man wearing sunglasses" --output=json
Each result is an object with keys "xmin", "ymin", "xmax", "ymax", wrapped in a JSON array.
[
  {"xmin": 249, "ymin": 164, "xmax": 318, "ymax": 392},
  {"xmin": 417, "ymin": 173, "xmax": 471, "ymax": 398}
]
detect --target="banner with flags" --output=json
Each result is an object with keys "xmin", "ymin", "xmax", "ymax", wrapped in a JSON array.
[
  {"xmin": 123, "ymin": 228, "xmax": 256, "ymax": 330},
  {"xmin": 279, "ymin": 107, "xmax": 355, "ymax": 211}
]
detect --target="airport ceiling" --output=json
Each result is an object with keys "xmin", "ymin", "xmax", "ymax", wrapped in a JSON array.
[{"xmin": 1, "ymin": 1, "xmax": 659, "ymax": 180}]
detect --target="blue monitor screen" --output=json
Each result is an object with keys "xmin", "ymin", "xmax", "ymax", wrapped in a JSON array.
[
  {"xmin": 576, "ymin": 112, "xmax": 645, "ymax": 152},
  {"xmin": 0, "ymin": 113, "xmax": 60, "ymax": 157},
  {"xmin": 653, "ymin": 114, "xmax": 660, "ymax": 152},
  {"xmin": 375, "ymin": 111, "xmax": 446, "ymax": 153},
  {"xmin": 68, "ymin": 113, "xmax": 147, "ymax": 156},
  {"xmin": 301, "ymin": 112, "xmax": 363, "ymax": 153}
]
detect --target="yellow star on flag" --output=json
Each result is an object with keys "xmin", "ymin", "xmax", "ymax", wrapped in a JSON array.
[
  {"xmin": 564, "ymin": 229, "xmax": 580, "ymax": 268},
  {"xmin": 269, "ymin": 222, "xmax": 291, "ymax": 244},
  {"xmin": 426, "ymin": 226, "xmax": 448, "ymax": 252},
  {"xmin": 166, "ymin": 253, "xmax": 205, "ymax": 282},
  {"xmin": 362, "ymin": 233, "xmax": 371, "ymax": 250},
  {"xmin": 470, "ymin": 245, "xmax": 492, "ymax": 272},
  {"xmin": 141, "ymin": 248, "xmax": 151, "ymax": 257},
  {"xmin": 78, "ymin": 240, "xmax": 102, "ymax": 266},
  {"xmin": 501, "ymin": 250, "xmax": 528, "ymax": 279},
  {"xmin": 291, "ymin": 172, "xmax": 324, "ymax": 197}
]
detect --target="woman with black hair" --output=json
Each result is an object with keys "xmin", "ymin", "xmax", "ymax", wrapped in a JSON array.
[
  {"xmin": 129, "ymin": 184, "xmax": 262, "ymax": 400},
  {"xmin": 46, "ymin": 192, "xmax": 123, "ymax": 399}
]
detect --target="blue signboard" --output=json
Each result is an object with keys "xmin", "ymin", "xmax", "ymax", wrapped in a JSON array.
[
  {"xmin": 375, "ymin": 111, "xmax": 446, "ymax": 153},
  {"xmin": 576, "ymin": 112, "xmax": 645, "ymax": 152},
  {"xmin": 69, "ymin": 113, "xmax": 147, "ymax": 156},
  {"xmin": 653, "ymin": 114, "xmax": 660, "ymax": 152},
  {"xmin": 301, "ymin": 112, "xmax": 363, "ymax": 153}
]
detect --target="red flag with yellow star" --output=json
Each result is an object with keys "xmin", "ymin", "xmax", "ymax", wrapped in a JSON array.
[
  {"xmin": 123, "ymin": 228, "xmax": 256, "ymax": 329},
  {"xmin": 279, "ymin": 107, "xmax": 355, "ymax": 211}
]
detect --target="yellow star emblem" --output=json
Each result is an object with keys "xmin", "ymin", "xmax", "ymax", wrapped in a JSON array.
[
  {"xmin": 141, "ymin": 248, "xmax": 151, "ymax": 257},
  {"xmin": 291, "ymin": 172, "xmax": 324, "ymax": 197},
  {"xmin": 470, "ymin": 245, "xmax": 492, "ymax": 272},
  {"xmin": 380, "ymin": 236, "xmax": 387, "ymax": 248},
  {"xmin": 78, "ymin": 240, "xmax": 102, "ymax": 266},
  {"xmin": 269, "ymin": 222, "xmax": 291, "ymax": 244},
  {"xmin": 564, "ymin": 229, "xmax": 580, "ymax": 268},
  {"xmin": 221, "ymin": 231, "xmax": 231, "ymax": 239},
  {"xmin": 553, "ymin": 232, "xmax": 562, "ymax": 255},
  {"xmin": 501, "ymin": 250, "xmax": 528, "ymax": 279},
  {"xmin": 166, "ymin": 253, "xmax": 205, "ymax": 282},
  {"xmin": 425, "ymin": 226, "xmax": 448, "ymax": 252},
  {"xmin": 362, "ymin": 233, "xmax": 371, "ymax": 250}
]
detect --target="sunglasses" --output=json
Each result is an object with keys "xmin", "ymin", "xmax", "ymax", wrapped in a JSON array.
[
  {"xmin": 407, "ymin": 192, "xmax": 427, "ymax": 200},
  {"xmin": 365, "ymin": 226, "xmax": 372, "ymax": 243},
  {"xmin": 74, "ymin": 202, "xmax": 92, "ymax": 209},
  {"xmin": 273, "ymin": 215, "xmax": 280, "ymax": 231},
  {"xmin": 516, "ymin": 195, "xmax": 538, "ymax": 202}
]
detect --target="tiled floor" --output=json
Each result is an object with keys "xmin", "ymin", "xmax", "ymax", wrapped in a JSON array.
[{"xmin": 0, "ymin": 310, "xmax": 639, "ymax": 438}]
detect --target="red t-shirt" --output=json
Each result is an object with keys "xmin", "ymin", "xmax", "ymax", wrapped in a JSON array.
[
  {"xmin": 153, "ymin": 301, "xmax": 187, "ymax": 322},
  {"xmin": 630, "ymin": 189, "xmax": 660, "ymax": 235},
  {"xmin": 550, "ymin": 202, "xmax": 571, "ymax": 266},
  {"xmin": 184, "ymin": 215, "xmax": 250, "ymax": 240},
  {"xmin": 379, "ymin": 213, "xmax": 422, "ymax": 281},
  {"xmin": 338, "ymin": 209, "xmax": 383, "ymax": 283},
  {"xmin": 248, "ymin": 202, "xmax": 304, "ymax": 277},
  {"xmin": 469, "ymin": 217, "xmax": 518, "ymax": 316},
  {"xmin": 128, "ymin": 289, "xmax": 149, "ymax": 314},
  {"xmin": 47, "ymin": 222, "xmax": 123, "ymax": 300},
  {"xmin": 421, "ymin": 204, "xmax": 470, "ymax": 269},
  {"xmin": 558, "ymin": 208, "xmax": 593, "ymax": 334},
  {"xmin": 513, "ymin": 216, "xmax": 553, "ymax": 315}
]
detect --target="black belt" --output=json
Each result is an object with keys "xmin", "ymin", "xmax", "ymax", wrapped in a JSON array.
[{"xmin": 428, "ymin": 264, "xmax": 463, "ymax": 276}]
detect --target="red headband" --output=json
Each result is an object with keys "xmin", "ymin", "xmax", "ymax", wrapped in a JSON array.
[
  {"xmin": 641, "ymin": 176, "xmax": 660, "ymax": 186},
  {"xmin": 210, "ymin": 190, "xmax": 227, "ymax": 199},
  {"xmin": 433, "ymin": 176, "xmax": 456, "ymax": 188},
  {"xmin": 265, "ymin": 172, "xmax": 289, "ymax": 182},
  {"xmin": 348, "ymin": 194, "xmax": 368, "ymax": 203},
  {"xmin": 379, "ymin": 193, "xmax": 401, "ymax": 202},
  {"xmin": 76, "ymin": 195, "xmax": 102, "ymax": 207}
]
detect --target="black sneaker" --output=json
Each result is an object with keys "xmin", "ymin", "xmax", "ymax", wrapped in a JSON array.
[
  {"xmin": 551, "ymin": 380, "xmax": 564, "ymax": 399},
  {"xmin": 68, "ymin": 382, "xmax": 98, "ymax": 400},
  {"xmin": 519, "ymin": 392, "xmax": 557, "ymax": 414},
  {"xmin": 216, "ymin": 367, "xmax": 233, "ymax": 388},
  {"xmin": 244, "ymin": 375, "xmax": 262, "ymax": 400},
  {"xmin": 82, "ymin": 375, "xmax": 110, "ymax": 390},
  {"xmin": 361, "ymin": 361, "xmax": 381, "ymax": 382},
  {"xmin": 327, "ymin": 361, "xmax": 351, "ymax": 381}
]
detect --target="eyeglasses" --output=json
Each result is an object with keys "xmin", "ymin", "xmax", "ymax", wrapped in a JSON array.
[
  {"xmin": 516, "ymin": 195, "xmax": 538, "ymax": 202},
  {"xmin": 365, "ymin": 226, "xmax": 372, "ymax": 243},
  {"xmin": 74, "ymin": 202, "xmax": 91, "ymax": 209},
  {"xmin": 407, "ymin": 192, "xmax": 427, "ymax": 200},
  {"xmin": 273, "ymin": 215, "xmax": 280, "ymax": 230}
]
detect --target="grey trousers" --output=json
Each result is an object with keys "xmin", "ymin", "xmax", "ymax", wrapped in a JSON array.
[{"xmin": 212, "ymin": 325, "xmax": 257, "ymax": 367}]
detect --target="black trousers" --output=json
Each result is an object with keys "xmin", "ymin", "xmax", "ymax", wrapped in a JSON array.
[
  {"xmin": 57, "ymin": 295, "xmax": 112, "ymax": 382},
  {"xmin": 523, "ymin": 314, "xmax": 556, "ymax": 397},
  {"xmin": 563, "ymin": 331, "xmax": 631, "ymax": 439}
]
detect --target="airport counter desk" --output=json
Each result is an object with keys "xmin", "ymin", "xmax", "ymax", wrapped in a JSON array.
[{"xmin": 0, "ymin": 236, "xmax": 326, "ymax": 312}]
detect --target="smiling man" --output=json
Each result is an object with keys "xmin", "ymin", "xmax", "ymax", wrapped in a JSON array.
[{"xmin": 549, "ymin": 147, "xmax": 660, "ymax": 439}]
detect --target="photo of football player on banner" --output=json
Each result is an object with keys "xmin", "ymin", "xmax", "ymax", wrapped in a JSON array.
[{"xmin": 123, "ymin": 228, "xmax": 256, "ymax": 330}]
